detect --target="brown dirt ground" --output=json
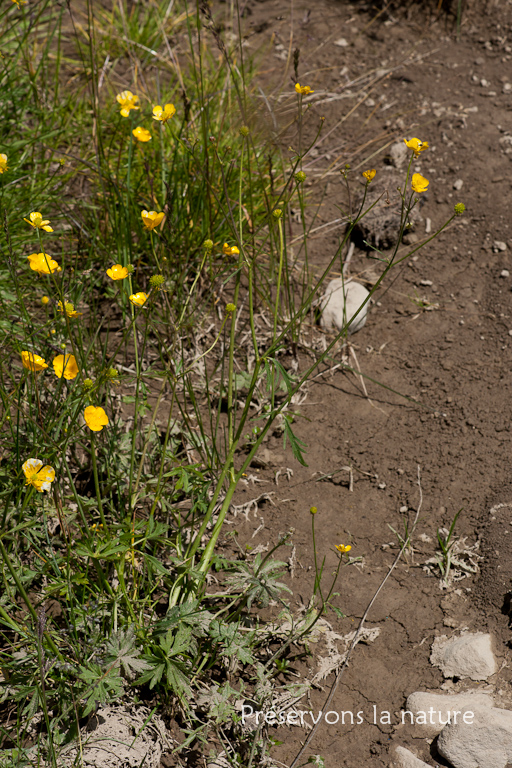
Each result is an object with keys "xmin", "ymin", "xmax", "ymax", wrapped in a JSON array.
[{"xmin": 171, "ymin": 0, "xmax": 512, "ymax": 766}]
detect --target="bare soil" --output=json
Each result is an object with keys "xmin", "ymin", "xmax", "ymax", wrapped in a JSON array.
[{"xmin": 192, "ymin": 1, "xmax": 512, "ymax": 766}]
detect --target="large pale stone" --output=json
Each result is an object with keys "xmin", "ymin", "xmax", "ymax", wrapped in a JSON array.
[
  {"xmin": 394, "ymin": 746, "xmax": 432, "ymax": 768},
  {"xmin": 430, "ymin": 633, "xmax": 496, "ymax": 680},
  {"xmin": 437, "ymin": 706, "xmax": 512, "ymax": 768},
  {"xmin": 404, "ymin": 691, "xmax": 494, "ymax": 735},
  {"xmin": 319, "ymin": 278, "xmax": 369, "ymax": 335}
]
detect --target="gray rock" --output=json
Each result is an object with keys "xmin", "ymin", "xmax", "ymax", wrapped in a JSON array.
[
  {"xmin": 404, "ymin": 691, "xmax": 494, "ymax": 736},
  {"xmin": 389, "ymin": 141, "xmax": 409, "ymax": 169},
  {"xmin": 430, "ymin": 633, "xmax": 496, "ymax": 681},
  {"xmin": 319, "ymin": 278, "xmax": 369, "ymax": 334},
  {"xmin": 394, "ymin": 746, "xmax": 432, "ymax": 768},
  {"xmin": 437, "ymin": 706, "xmax": 512, "ymax": 768}
]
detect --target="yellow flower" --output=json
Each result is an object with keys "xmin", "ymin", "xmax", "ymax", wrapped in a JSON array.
[
  {"xmin": 335, "ymin": 544, "xmax": 352, "ymax": 553},
  {"xmin": 106, "ymin": 264, "xmax": 129, "ymax": 280},
  {"xmin": 132, "ymin": 126, "xmax": 152, "ymax": 142},
  {"xmin": 53, "ymin": 354, "xmax": 79, "ymax": 380},
  {"xmin": 24, "ymin": 212, "xmax": 53, "ymax": 232},
  {"xmin": 22, "ymin": 458, "xmax": 55, "ymax": 493},
  {"xmin": 404, "ymin": 137, "xmax": 429, "ymax": 157},
  {"xmin": 21, "ymin": 351, "xmax": 48, "ymax": 372},
  {"xmin": 27, "ymin": 252, "xmax": 61, "ymax": 275},
  {"xmin": 84, "ymin": 405, "xmax": 109, "ymax": 432},
  {"xmin": 41, "ymin": 295, "xmax": 50, "ymax": 305},
  {"xmin": 152, "ymin": 104, "xmax": 176, "ymax": 123},
  {"xmin": 411, "ymin": 173, "xmax": 429, "ymax": 193},
  {"xmin": 295, "ymin": 83, "xmax": 314, "ymax": 96},
  {"xmin": 141, "ymin": 210, "xmax": 164, "ymax": 230},
  {"xmin": 0, "ymin": 154, "xmax": 8, "ymax": 173},
  {"xmin": 57, "ymin": 300, "xmax": 82, "ymax": 318},
  {"xmin": 362, "ymin": 169, "xmax": 376, "ymax": 183},
  {"xmin": 116, "ymin": 90, "xmax": 140, "ymax": 117},
  {"xmin": 223, "ymin": 243, "xmax": 240, "ymax": 256},
  {"xmin": 129, "ymin": 292, "xmax": 148, "ymax": 306}
]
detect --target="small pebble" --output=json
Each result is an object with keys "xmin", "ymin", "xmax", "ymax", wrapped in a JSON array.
[
  {"xmin": 480, "ymin": 78, "xmax": 490, "ymax": 87},
  {"xmin": 399, "ymin": 505, "xmax": 408, "ymax": 513},
  {"xmin": 425, "ymin": 218, "xmax": 432, "ymax": 234},
  {"xmin": 500, "ymin": 269, "xmax": 510, "ymax": 278},
  {"xmin": 508, "ymin": 329, "xmax": 512, "ymax": 336},
  {"xmin": 453, "ymin": 179, "xmax": 464, "ymax": 190},
  {"xmin": 378, "ymin": 482, "xmax": 386, "ymax": 490},
  {"xmin": 503, "ymin": 83, "xmax": 512, "ymax": 93},
  {"xmin": 334, "ymin": 38, "xmax": 348, "ymax": 47},
  {"xmin": 494, "ymin": 241, "xmax": 507, "ymax": 252},
  {"xmin": 420, "ymin": 279, "xmax": 433, "ymax": 286}
]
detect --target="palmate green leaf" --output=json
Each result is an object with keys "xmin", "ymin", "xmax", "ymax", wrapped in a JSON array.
[
  {"xmin": 104, "ymin": 625, "xmax": 151, "ymax": 678},
  {"xmin": 208, "ymin": 620, "xmax": 256, "ymax": 664},
  {"xmin": 78, "ymin": 662, "xmax": 124, "ymax": 717}
]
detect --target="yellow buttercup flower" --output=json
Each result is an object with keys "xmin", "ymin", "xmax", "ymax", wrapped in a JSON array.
[
  {"xmin": 22, "ymin": 459, "xmax": 55, "ymax": 493},
  {"xmin": 141, "ymin": 210, "xmax": 164, "ymax": 230},
  {"xmin": 53, "ymin": 354, "xmax": 79, "ymax": 380},
  {"xmin": 106, "ymin": 264, "xmax": 129, "ymax": 280},
  {"xmin": 362, "ymin": 169, "xmax": 376, "ymax": 183},
  {"xmin": 411, "ymin": 173, "xmax": 429, "ymax": 193},
  {"xmin": 129, "ymin": 292, "xmax": 148, "ymax": 306},
  {"xmin": 116, "ymin": 90, "xmax": 140, "ymax": 117},
  {"xmin": 295, "ymin": 83, "xmax": 314, "ymax": 96},
  {"xmin": 41, "ymin": 295, "xmax": 50, "ymax": 305},
  {"xmin": 335, "ymin": 544, "xmax": 352, "ymax": 553},
  {"xmin": 84, "ymin": 405, "xmax": 109, "ymax": 432},
  {"xmin": 24, "ymin": 212, "xmax": 53, "ymax": 232},
  {"xmin": 223, "ymin": 243, "xmax": 240, "ymax": 256},
  {"xmin": 132, "ymin": 126, "xmax": 152, "ymax": 143},
  {"xmin": 57, "ymin": 301, "xmax": 82, "ymax": 318},
  {"xmin": 152, "ymin": 104, "xmax": 176, "ymax": 123},
  {"xmin": 404, "ymin": 138, "xmax": 429, "ymax": 157},
  {"xmin": 0, "ymin": 154, "xmax": 8, "ymax": 173},
  {"xmin": 27, "ymin": 252, "xmax": 61, "ymax": 275},
  {"xmin": 21, "ymin": 351, "xmax": 48, "ymax": 372}
]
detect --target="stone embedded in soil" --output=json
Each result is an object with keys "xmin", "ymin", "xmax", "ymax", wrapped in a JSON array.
[
  {"xmin": 319, "ymin": 278, "xmax": 369, "ymax": 334},
  {"xmin": 388, "ymin": 140, "xmax": 408, "ymax": 169},
  {"xmin": 404, "ymin": 691, "xmax": 494, "ymax": 735},
  {"xmin": 394, "ymin": 746, "xmax": 433, "ymax": 768},
  {"xmin": 353, "ymin": 169, "xmax": 422, "ymax": 249},
  {"xmin": 437, "ymin": 706, "xmax": 512, "ymax": 768},
  {"xmin": 430, "ymin": 633, "xmax": 497, "ymax": 681}
]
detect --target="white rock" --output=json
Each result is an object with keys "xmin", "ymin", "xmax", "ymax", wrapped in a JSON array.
[
  {"xmin": 503, "ymin": 82, "xmax": 512, "ymax": 92},
  {"xmin": 334, "ymin": 37, "xmax": 348, "ymax": 47},
  {"xmin": 500, "ymin": 269, "xmax": 510, "ymax": 277},
  {"xmin": 453, "ymin": 179, "xmax": 464, "ymax": 190},
  {"xmin": 494, "ymin": 240, "xmax": 507, "ymax": 252},
  {"xmin": 430, "ymin": 633, "xmax": 496, "ymax": 681},
  {"xmin": 389, "ymin": 141, "xmax": 409, "ymax": 169},
  {"xmin": 437, "ymin": 706, "xmax": 512, "ymax": 768},
  {"xmin": 394, "ymin": 746, "xmax": 432, "ymax": 768},
  {"xmin": 319, "ymin": 279, "xmax": 369, "ymax": 334},
  {"xmin": 404, "ymin": 691, "xmax": 494, "ymax": 735}
]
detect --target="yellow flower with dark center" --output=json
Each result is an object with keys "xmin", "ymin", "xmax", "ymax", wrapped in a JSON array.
[
  {"xmin": 223, "ymin": 243, "xmax": 240, "ymax": 256},
  {"xmin": 57, "ymin": 301, "xmax": 82, "ymax": 318},
  {"xmin": 152, "ymin": 104, "xmax": 176, "ymax": 123},
  {"xmin": 411, "ymin": 173, "xmax": 429, "ymax": 193},
  {"xmin": 24, "ymin": 212, "xmax": 53, "ymax": 232},
  {"xmin": 27, "ymin": 252, "xmax": 61, "ymax": 275},
  {"xmin": 129, "ymin": 292, "xmax": 148, "ymax": 306},
  {"xmin": 132, "ymin": 126, "xmax": 152, "ymax": 142},
  {"xmin": 141, "ymin": 210, "xmax": 164, "ymax": 230},
  {"xmin": 53, "ymin": 354, "xmax": 79, "ymax": 380},
  {"xmin": 335, "ymin": 544, "xmax": 352, "ymax": 553},
  {"xmin": 295, "ymin": 83, "xmax": 314, "ymax": 95},
  {"xmin": 84, "ymin": 405, "xmax": 109, "ymax": 432},
  {"xmin": 106, "ymin": 264, "xmax": 129, "ymax": 280},
  {"xmin": 0, "ymin": 154, "xmax": 8, "ymax": 173},
  {"xmin": 116, "ymin": 90, "xmax": 140, "ymax": 117},
  {"xmin": 22, "ymin": 458, "xmax": 55, "ymax": 492},
  {"xmin": 362, "ymin": 169, "xmax": 376, "ymax": 183},
  {"xmin": 21, "ymin": 351, "xmax": 48, "ymax": 372},
  {"xmin": 404, "ymin": 137, "xmax": 429, "ymax": 157}
]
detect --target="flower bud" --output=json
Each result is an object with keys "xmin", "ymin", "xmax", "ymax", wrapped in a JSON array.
[
  {"xmin": 295, "ymin": 171, "xmax": 306, "ymax": 183},
  {"xmin": 454, "ymin": 203, "xmax": 466, "ymax": 216}
]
